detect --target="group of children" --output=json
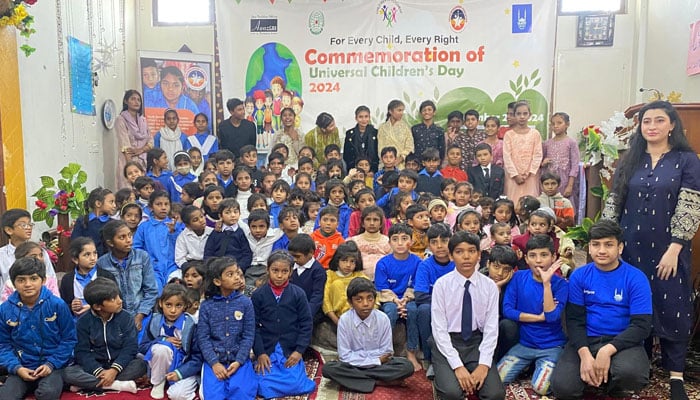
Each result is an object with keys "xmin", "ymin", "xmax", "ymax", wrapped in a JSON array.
[{"xmin": 0, "ymin": 97, "xmax": 655, "ymax": 400}]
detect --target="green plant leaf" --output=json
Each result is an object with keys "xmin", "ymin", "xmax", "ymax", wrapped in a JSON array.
[
  {"xmin": 531, "ymin": 69, "xmax": 539, "ymax": 80},
  {"xmin": 32, "ymin": 187, "xmax": 46, "ymax": 197},
  {"xmin": 77, "ymin": 171, "xmax": 87, "ymax": 185},
  {"xmin": 32, "ymin": 208, "xmax": 45, "ymax": 222},
  {"xmin": 516, "ymin": 75, "xmax": 523, "ymax": 86},
  {"xmin": 533, "ymin": 78, "xmax": 541, "ymax": 87},
  {"xmin": 602, "ymin": 144, "xmax": 619, "ymax": 160},
  {"xmin": 509, "ymin": 80, "xmax": 517, "ymax": 93},
  {"xmin": 582, "ymin": 217, "xmax": 594, "ymax": 232},
  {"xmin": 515, "ymin": 87, "xmax": 522, "ymax": 97},
  {"xmin": 70, "ymin": 209, "xmax": 82, "ymax": 220},
  {"xmin": 434, "ymin": 86, "xmax": 440, "ymax": 100},
  {"xmin": 68, "ymin": 163, "xmax": 81, "ymax": 175},
  {"xmin": 57, "ymin": 179, "xmax": 69, "ymax": 191},
  {"xmin": 45, "ymin": 215, "xmax": 54, "ymax": 228},
  {"xmin": 20, "ymin": 45, "xmax": 35, "ymax": 57},
  {"xmin": 403, "ymin": 91, "xmax": 410, "ymax": 104},
  {"xmin": 591, "ymin": 186, "xmax": 605, "ymax": 198},
  {"xmin": 524, "ymin": 76, "xmax": 529, "ymax": 87},
  {"xmin": 60, "ymin": 167, "xmax": 72, "ymax": 179},
  {"xmin": 40, "ymin": 176, "xmax": 55, "ymax": 188}
]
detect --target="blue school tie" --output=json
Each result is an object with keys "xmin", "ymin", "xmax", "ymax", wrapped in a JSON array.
[{"xmin": 461, "ymin": 280, "xmax": 472, "ymax": 341}]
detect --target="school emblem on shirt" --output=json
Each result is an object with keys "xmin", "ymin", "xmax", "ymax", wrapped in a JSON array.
[
  {"xmin": 234, "ymin": 311, "xmax": 243, "ymax": 320},
  {"xmin": 614, "ymin": 289, "xmax": 623, "ymax": 302}
]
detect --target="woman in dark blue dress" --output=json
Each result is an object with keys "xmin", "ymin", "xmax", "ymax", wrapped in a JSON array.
[{"xmin": 604, "ymin": 101, "xmax": 700, "ymax": 400}]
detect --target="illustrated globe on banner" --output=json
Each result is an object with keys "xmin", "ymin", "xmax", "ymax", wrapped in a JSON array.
[{"xmin": 245, "ymin": 42, "xmax": 303, "ymax": 98}]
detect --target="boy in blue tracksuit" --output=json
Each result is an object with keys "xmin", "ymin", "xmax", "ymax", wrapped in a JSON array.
[
  {"xmin": 0, "ymin": 258, "xmax": 77, "ymax": 400},
  {"xmin": 203, "ymin": 198, "xmax": 253, "ymax": 271},
  {"xmin": 414, "ymin": 223, "xmax": 454, "ymax": 373},
  {"xmin": 63, "ymin": 277, "xmax": 147, "ymax": 394},
  {"xmin": 497, "ymin": 234, "xmax": 568, "ymax": 396}
]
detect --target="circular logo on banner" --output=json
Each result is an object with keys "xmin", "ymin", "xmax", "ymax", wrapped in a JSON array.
[
  {"xmin": 309, "ymin": 10, "xmax": 324, "ymax": 35},
  {"xmin": 185, "ymin": 66, "xmax": 208, "ymax": 91},
  {"xmin": 449, "ymin": 6, "xmax": 467, "ymax": 33}
]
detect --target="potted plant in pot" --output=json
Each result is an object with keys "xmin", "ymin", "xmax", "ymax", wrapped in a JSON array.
[{"xmin": 32, "ymin": 162, "xmax": 88, "ymax": 271}]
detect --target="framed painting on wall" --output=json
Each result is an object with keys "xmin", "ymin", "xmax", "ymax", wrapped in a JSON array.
[{"xmin": 577, "ymin": 14, "xmax": 615, "ymax": 47}]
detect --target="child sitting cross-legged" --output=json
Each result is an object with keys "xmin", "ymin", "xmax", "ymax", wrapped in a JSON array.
[
  {"xmin": 140, "ymin": 283, "xmax": 202, "ymax": 400},
  {"xmin": 63, "ymin": 277, "xmax": 147, "ymax": 394},
  {"xmin": 0, "ymin": 258, "xmax": 77, "ymax": 400},
  {"xmin": 322, "ymin": 277, "xmax": 415, "ymax": 393},
  {"xmin": 497, "ymin": 235, "xmax": 568, "ymax": 396}
]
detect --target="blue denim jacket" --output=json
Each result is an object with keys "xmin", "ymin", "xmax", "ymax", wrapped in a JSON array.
[{"xmin": 96, "ymin": 249, "xmax": 159, "ymax": 317}]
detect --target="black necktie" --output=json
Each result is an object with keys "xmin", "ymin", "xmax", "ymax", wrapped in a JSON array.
[
  {"xmin": 461, "ymin": 280, "xmax": 472, "ymax": 341},
  {"xmin": 483, "ymin": 167, "xmax": 490, "ymax": 180}
]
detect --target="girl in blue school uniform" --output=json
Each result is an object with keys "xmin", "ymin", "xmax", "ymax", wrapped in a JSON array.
[
  {"xmin": 169, "ymin": 151, "xmax": 197, "ymax": 203},
  {"xmin": 140, "ymin": 283, "xmax": 202, "ymax": 400},
  {"xmin": 133, "ymin": 190, "xmax": 184, "ymax": 290},
  {"xmin": 146, "ymin": 147, "xmax": 176, "ymax": 196},
  {"xmin": 185, "ymin": 113, "xmax": 219, "ymax": 162},
  {"xmin": 71, "ymin": 187, "xmax": 117, "ymax": 256},
  {"xmin": 197, "ymin": 257, "xmax": 258, "ymax": 400},
  {"xmin": 251, "ymin": 250, "xmax": 316, "ymax": 399}
]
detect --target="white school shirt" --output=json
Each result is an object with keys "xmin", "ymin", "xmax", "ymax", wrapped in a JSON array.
[
  {"xmin": 174, "ymin": 226, "xmax": 214, "ymax": 267},
  {"xmin": 245, "ymin": 227, "xmax": 283, "ymax": 265},
  {"xmin": 431, "ymin": 269, "xmax": 499, "ymax": 369}
]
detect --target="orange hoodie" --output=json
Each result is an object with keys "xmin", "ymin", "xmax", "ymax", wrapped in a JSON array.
[{"xmin": 310, "ymin": 229, "xmax": 344, "ymax": 269}]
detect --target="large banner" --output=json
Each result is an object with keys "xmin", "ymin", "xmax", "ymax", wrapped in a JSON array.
[
  {"xmin": 216, "ymin": 1, "xmax": 555, "ymax": 144},
  {"xmin": 139, "ymin": 51, "xmax": 214, "ymax": 136}
]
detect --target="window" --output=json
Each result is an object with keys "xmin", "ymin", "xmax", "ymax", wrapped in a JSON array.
[
  {"xmin": 153, "ymin": 0, "xmax": 213, "ymax": 26},
  {"xmin": 558, "ymin": 0, "xmax": 626, "ymax": 15}
]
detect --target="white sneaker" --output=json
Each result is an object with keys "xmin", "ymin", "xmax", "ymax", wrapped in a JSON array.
[
  {"xmin": 105, "ymin": 380, "xmax": 138, "ymax": 394},
  {"xmin": 150, "ymin": 381, "xmax": 166, "ymax": 399}
]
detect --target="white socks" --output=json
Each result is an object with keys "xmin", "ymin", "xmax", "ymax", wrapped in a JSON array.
[
  {"xmin": 104, "ymin": 380, "xmax": 138, "ymax": 394},
  {"xmin": 150, "ymin": 381, "xmax": 166, "ymax": 399}
]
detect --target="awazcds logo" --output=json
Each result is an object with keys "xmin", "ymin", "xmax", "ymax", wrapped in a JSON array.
[
  {"xmin": 377, "ymin": 0, "xmax": 402, "ymax": 27},
  {"xmin": 250, "ymin": 17, "xmax": 278, "ymax": 33}
]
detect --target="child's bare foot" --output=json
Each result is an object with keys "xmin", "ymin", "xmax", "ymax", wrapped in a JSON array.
[{"xmin": 407, "ymin": 350, "xmax": 423, "ymax": 371}]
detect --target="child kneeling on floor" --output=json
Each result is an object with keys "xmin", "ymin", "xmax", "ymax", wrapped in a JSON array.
[
  {"xmin": 323, "ymin": 277, "xmax": 414, "ymax": 393},
  {"xmin": 63, "ymin": 277, "xmax": 147, "ymax": 394}
]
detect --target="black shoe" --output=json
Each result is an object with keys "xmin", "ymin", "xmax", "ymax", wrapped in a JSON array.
[{"xmin": 670, "ymin": 379, "xmax": 689, "ymax": 400}]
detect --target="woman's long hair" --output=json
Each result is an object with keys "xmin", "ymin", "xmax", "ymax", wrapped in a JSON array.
[{"xmin": 612, "ymin": 101, "xmax": 693, "ymax": 204}]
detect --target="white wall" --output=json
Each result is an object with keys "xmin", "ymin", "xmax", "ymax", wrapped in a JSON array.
[
  {"xmin": 16, "ymin": 0, "xmax": 135, "ymax": 233},
  {"xmin": 552, "ymin": 2, "xmax": 638, "ymax": 135},
  {"xmin": 642, "ymin": 0, "xmax": 700, "ymax": 102}
]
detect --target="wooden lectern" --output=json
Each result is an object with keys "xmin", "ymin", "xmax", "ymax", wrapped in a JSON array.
[{"xmin": 625, "ymin": 103, "xmax": 700, "ymax": 282}]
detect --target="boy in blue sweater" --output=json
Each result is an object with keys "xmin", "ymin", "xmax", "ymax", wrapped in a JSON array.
[
  {"xmin": 63, "ymin": 277, "xmax": 147, "ymax": 394},
  {"xmin": 375, "ymin": 223, "xmax": 422, "ymax": 371},
  {"xmin": 414, "ymin": 223, "xmax": 454, "ymax": 375},
  {"xmin": 288, "ymin": 233, "xmax": 327, "ymax": 323},
  {"xmin": 252, "ymin": 251, "xmax": 316, "ymax": 398},
  {"xmin": 0, "ymin": 258, "xmax": 77, "ymax": 400},
  {"xmin": 203, "ymin": 198, "xmax": 253, "ymax": 271},
  {"xmin": 214, "ymin": 150, "xmax": 237, "ymax": 198},
  {"xmin": 497, "ymin": 234, "xmax": 568, "ymax": 396}
]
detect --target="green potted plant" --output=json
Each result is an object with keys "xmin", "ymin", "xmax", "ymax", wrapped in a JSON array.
[{"xmin": 32, "ymin": 162, "xmax": 88, "ymax": 228}]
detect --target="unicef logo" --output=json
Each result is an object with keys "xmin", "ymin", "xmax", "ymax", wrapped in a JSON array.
[{"xmin": 309, "ymin": 10, "xmax": 324, "ymax": 35}]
